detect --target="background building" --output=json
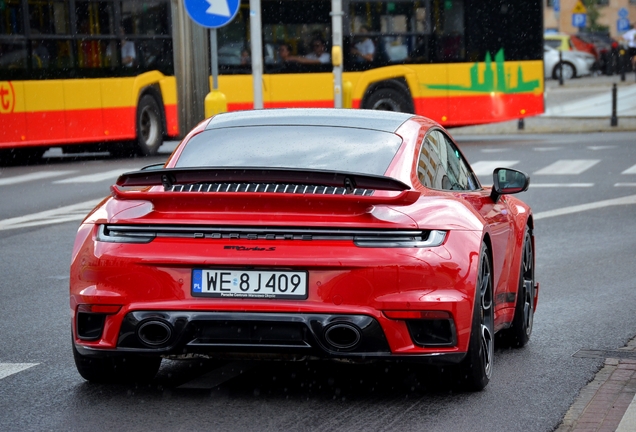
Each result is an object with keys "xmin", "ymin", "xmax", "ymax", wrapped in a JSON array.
[{"xmin": 544, "ymin": 0, "xmax": 636, "ymax": 36}]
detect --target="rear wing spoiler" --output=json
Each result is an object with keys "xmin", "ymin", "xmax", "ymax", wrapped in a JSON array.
[
  {"xmin": 113, "ymin": 167, "xmax": 420, "ymax": 207},
  {"xmin": 117, "ymin": 167, "xmax": 410, "ymax": 192}
]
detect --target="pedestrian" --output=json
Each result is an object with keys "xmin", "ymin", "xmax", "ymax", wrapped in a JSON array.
[{"xmin": 621, "ymin": 23, "xmax": 636, "ymax": 71}]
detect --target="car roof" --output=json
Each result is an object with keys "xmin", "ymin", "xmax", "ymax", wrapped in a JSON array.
[{"xmin": 205, "ymin": 108, "xmax": 415, "ymax": 133}]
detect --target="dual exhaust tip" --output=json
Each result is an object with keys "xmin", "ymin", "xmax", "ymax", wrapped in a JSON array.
[{"xmin": 137, "ymin": 319, "xmax": 363, "ymax": 351}]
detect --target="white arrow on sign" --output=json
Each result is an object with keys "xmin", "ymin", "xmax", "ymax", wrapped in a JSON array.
[{"xmin": 206, "ymin": 0, "xmax": 230, "ymax": 17}]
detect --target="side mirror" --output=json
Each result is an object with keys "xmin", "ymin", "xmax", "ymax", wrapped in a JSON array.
[{"xmin": 490, "ymin": 168, "xmax": 530, "ymax": 203}]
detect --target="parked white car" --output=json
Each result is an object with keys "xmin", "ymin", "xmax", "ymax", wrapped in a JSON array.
[{"xmin": 544, "ymin": 45, "xmax": 596, "ymax": 80}]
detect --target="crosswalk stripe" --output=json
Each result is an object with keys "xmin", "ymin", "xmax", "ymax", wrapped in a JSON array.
[
  {"xmin": 0, "ymin": 199, "xmax": 102, "ymax": 231},
  {"xmin": 52, "ymin": 169, "xmax": 127, "ymax": 184},
  {"xmin": 534, "ymin": 160, "xmax": 600, "ymax": 175},
  {"xmin": 0, "ymin": 363, "xmax": 38, "ymax": 380},
  {"xmin": 470, "ymin": 161, "xmax": 519, "ymax": 176},
  {"xmin": 622, "ymin": 165, "xmax": 636, "ymax": 175},
  {"xmin": 0, "ymin": 170, "xmax": 75, "ymax": 186}
]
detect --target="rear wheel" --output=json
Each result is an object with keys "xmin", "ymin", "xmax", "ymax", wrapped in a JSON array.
[
  {"xmin": 456, "ymin": 243, "xmax": 494, "ymax": 391},
  {"xmin": 135, "ymin": 94, "xmax": 163, "ymax": 156},
  {"xmin": 500, "ymin": 226, "xmax": 535, "ymax": 347},
  {"xmin": 73, "ymin": 343, "xmax": 161, "ymax": 384}
]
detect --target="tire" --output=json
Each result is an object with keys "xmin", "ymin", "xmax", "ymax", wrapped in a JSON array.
[
  {"xmin": 73, "ymin": 343, "xmax": 161, "ymax": 384},
  {"xmin": 456, "ymin": 243, "xmax": 494, "ymax": 391},
  {"xmin": 500, "ymin": 226, "xmax": 535, "ymax": 348},
  {"xmin": 135, "ymin": 94, "xmax": 163, "ymax": 156},
  {"xmin": 553, "ymin": 62, "xmax": 576, "ymax": 80},
  {"xmin": 363, "ymin": 87, "xmax": 413, "ymax": 113}
]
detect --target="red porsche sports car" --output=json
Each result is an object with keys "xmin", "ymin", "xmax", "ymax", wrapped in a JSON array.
[{"xmin": 70, "ymin": 109, "xmax": 537, "ymax": 391}]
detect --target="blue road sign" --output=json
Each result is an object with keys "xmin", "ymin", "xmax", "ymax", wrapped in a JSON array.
[
  {"xmin": 618, "ymin": 18, "xmax": 631, "ymax": 33},
  {"xmin": 618, "ymin": 7, "xmax": 629, "ymax": 19},
  {"xmin": 184, "ymin": 0, "xmax": 240, "ymax": 29},
  {"xmin": 572, "ymin": 13, "xmax": 587, "ymax": 28},
  {"xmin": 553, "ymin": 0, "xmax": 560, "ymax": 13}
]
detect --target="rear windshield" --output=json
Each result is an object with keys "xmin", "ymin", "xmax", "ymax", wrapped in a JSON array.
[{"xmin": 175, "ymin": 126, "xmax": 403, "ymax": 176}]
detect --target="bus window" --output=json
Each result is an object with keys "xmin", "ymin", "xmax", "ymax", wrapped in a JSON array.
[
  {"xmin": 28, "ymin": 0, "xmax": 70, "ymax": 35},
  {"xmin": 0, "ymin": 0, "xmax": 24, "ymax": 36},
  {"xmin": 261, "ymin": 0, "xmax": 331, "ymax": 73},
  {"xmin": 119, "ymin": 1, "xmax": 171, "ymax": 36},
  {"xmin": 345, "ymin": 0, "xmax": 466, "ymax": 66},
  {"xmin": 217, "ymin": 7, "xmax": 251, "ymax": 73}
]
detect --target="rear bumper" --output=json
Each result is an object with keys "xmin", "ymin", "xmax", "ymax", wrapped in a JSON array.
[{"xmin": 74, "ymin": 310, "xmax": 466, "ymax": 365}]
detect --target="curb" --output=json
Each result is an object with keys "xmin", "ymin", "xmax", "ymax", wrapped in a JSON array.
[
  {"xmin": 449, "ymin": 117, "xmax": 636, "ymax": 135},
  {"xmin": 556, "ymin": 337, "xmax": 636, "ymax": 432}
]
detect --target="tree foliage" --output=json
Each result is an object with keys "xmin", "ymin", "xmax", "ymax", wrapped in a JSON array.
[{"xmin": 582, "ymin": 0, "xmax": 609, "ymax": 32}]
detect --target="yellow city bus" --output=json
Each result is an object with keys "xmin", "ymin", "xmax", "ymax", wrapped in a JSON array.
[{"xmin": 0, "ymin": 0, "xmax": 544, "ymax": 161}]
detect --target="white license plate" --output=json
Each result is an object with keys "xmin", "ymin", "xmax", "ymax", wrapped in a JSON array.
[{"xmin": 192, "ymin": 269, "xmax": 308, "ymax": 299}]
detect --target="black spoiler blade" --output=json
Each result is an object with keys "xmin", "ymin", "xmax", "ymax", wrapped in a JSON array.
[{"xmin": 116, "ymin": 167, "xmax": 410, "ymax": 192}]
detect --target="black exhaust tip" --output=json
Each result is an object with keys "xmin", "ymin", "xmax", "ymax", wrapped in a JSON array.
[
  {"xmin": 137, "ymin": 320, "xmax": 172, "ymax": 347},
  {"xmin": 324, "ymin": 323, "xmax": 361, "ymax": 350}
]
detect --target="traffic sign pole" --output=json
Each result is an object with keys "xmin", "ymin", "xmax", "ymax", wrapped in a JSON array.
[
  {"xmin": 249, "ymin": 0, "xmax": 263, "ymax": 109},
  {"xmin": 210, "ymin": 29, "xmax": 218, "ymax": 90},
  {"xmin": 184, "ymin": 0, "xmax": 241, "ymax": 117}
]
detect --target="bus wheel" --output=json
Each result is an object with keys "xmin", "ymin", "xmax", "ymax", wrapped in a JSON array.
[
  {"xmin": 364, "ymin": 88, "xmax": 412, "ymax": 113},
  {"xmin": 136, "ymin": 94, "xmax": 163, "ymax": 156}
]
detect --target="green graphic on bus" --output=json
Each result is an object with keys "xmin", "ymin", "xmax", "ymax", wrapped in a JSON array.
[{"xmin": 426, "ymin": 49, "xmax": 540, "ymax": 94}]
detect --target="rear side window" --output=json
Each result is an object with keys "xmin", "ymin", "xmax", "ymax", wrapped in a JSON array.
[
  {"xmin": 176, "ymin": 125, "xmax": 403, "ymax": 176},
  {"xmin": 417, "ymin": 130, "xmax": 479, "ymax": 191}
]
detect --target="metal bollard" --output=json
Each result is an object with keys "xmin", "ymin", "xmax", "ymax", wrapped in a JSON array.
[
  {"xmin": 518, "ymin": 118, "xmax": 525, "ymax": 130},
  {"xmin": 558, "ymin": 50, "xmax": 564, "ymax": 86},
  {"xmin": 611, "ymin": 83, "xmax": 618, "ymax": 127},
  {"xmin": 620, "ymin": 49, "xmax": 626, "ymax": 81}
]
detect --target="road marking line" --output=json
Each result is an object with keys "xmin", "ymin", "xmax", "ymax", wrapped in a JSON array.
[
  {"xmin": 615, "ymin": 183, "xmax": 636, "ymax": 187},
  {"xmin": 471, "ymin": 161, "xmax": 519, "ymax": 176},
  {"xmin": 534, "ymin": 194, "xmax": 636, "ymax": 220},
  {"xmin": 480, "ymin": 148, "xmax": 510, "ymax": 153},
  {"xmin": 531, "ymin": 183, "xmax": 594, "ymax": 188},
  {"xmin": 0, "ymin": 199, "xmax": 102, "ymax": 231},
  {"xmin": 534, "ymin": 147, "xmax": 562, "ymax": 152},
  {"xmin": 0, "ymin": 363, "xmax": 38, "ymax": 380},
  {"xmin": 177, "ymin": 362, "xmax": 254, "ymax": 389},
  {"xmin": 53, "ymin": 169, "xmax": 127, "ymax": 184},
  {"xmin": 587, "ymin": 145, "xmax": 616, "ymax": 150},
  {"xmin": 535, "ymin": 159, "xmax": 600, "ymax": 175},
  {"xmin": 622, "ymin": 165, "xmax": 636, "ymax": 175},
  {"xmin": 0, "ymin": 170, "xmax": 75, "ymax": 186}
]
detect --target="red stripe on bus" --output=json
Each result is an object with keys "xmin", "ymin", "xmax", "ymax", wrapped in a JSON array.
[
  {"xmin": 0, "ymin": 104, "xmax": 180, "ymax": 147},
  {"xmin": 228, "ymin": 93, "xmax": 542, "ymax": 128}
]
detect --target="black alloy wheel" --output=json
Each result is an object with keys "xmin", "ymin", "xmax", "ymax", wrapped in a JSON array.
[
  {"xmin": 457, "ymin": 243, "xmax": 494, "ymax": 391},
  {"xmin": 500, "ymin": 226, "xmax": 535, "ymax": 347}
]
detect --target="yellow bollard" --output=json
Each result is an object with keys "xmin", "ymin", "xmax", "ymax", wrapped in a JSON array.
[
  {"xmin": 204, "ymin": 90, "xmax": 227, "ymax": 118},
  {"xmin": 343, "ymin": 80, "xmax": 353, "ymax": 109}
]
